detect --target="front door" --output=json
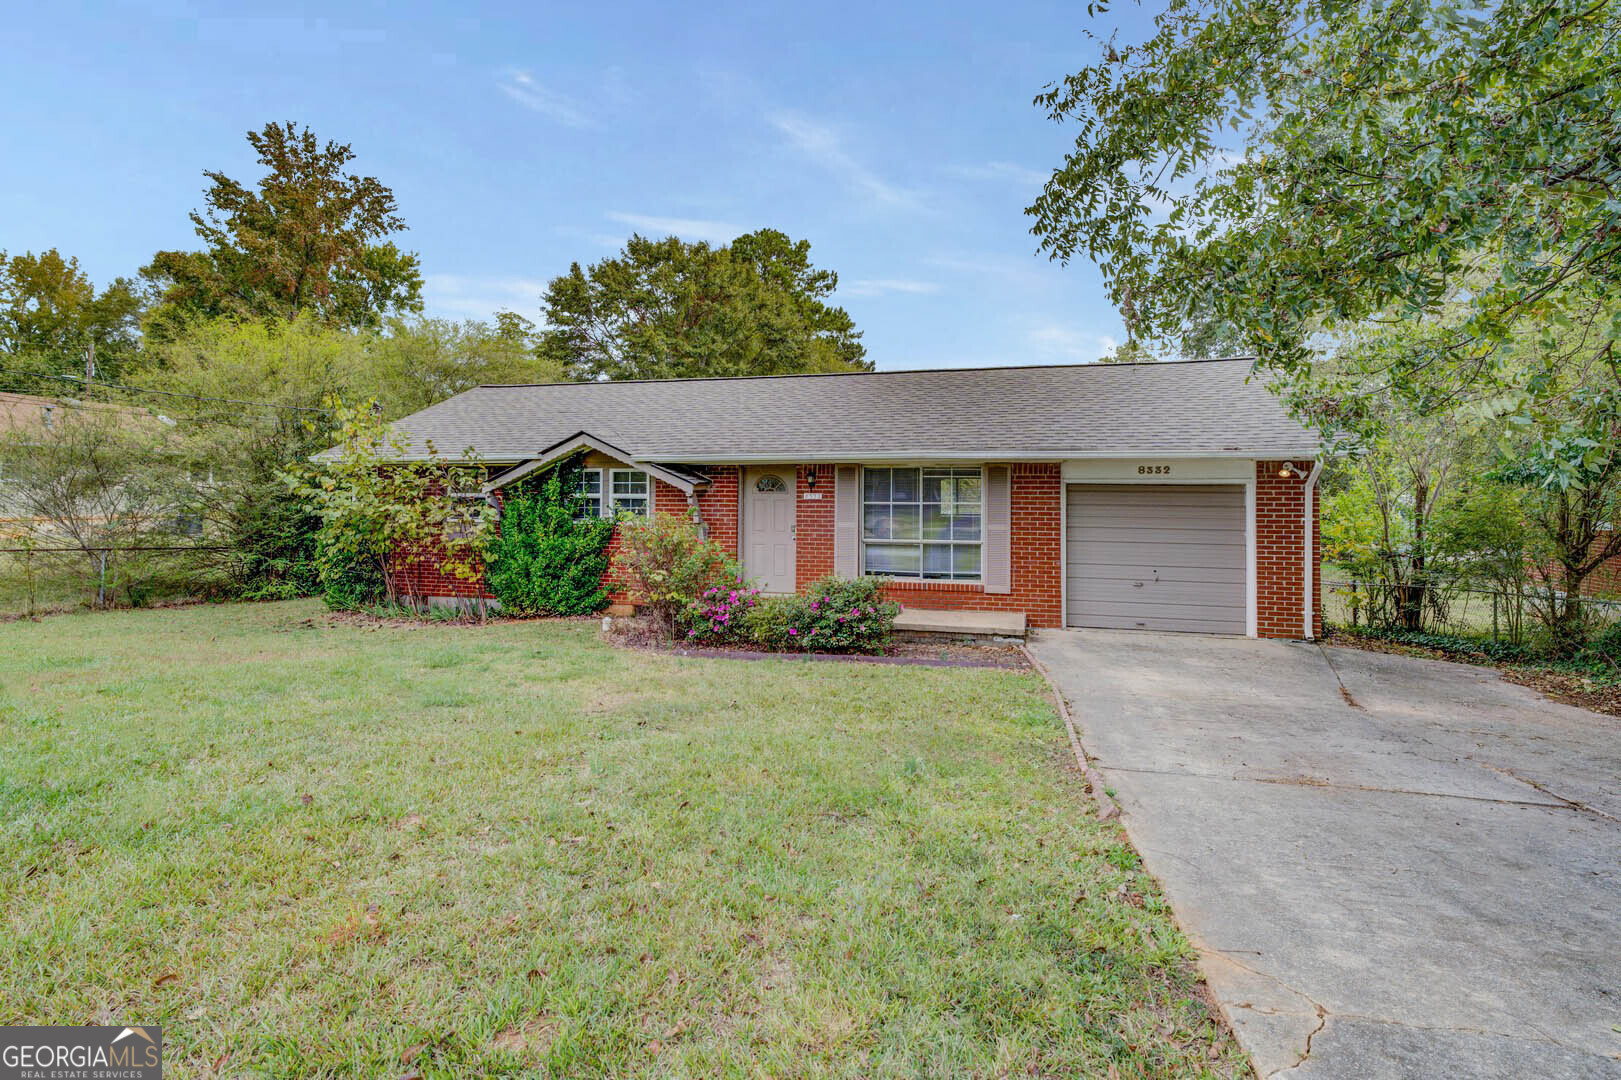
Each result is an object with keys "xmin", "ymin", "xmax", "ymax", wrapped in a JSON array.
[{"xmin": 743, "ymin": 467, "xmax": 796, "ymax": 593}]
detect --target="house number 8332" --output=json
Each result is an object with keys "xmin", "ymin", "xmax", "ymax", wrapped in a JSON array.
[{"xmin": 1137, "ymin": 465, "xmax": 1171, "ymax": 475}]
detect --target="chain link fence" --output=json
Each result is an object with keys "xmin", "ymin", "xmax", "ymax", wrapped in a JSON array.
[{"xmin": 1323, "ymin": 576, "xmax": 1621, "ymax": 643}]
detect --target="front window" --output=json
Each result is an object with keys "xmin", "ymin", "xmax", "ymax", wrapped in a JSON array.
[
  {"xmin": 576, "ymin": 469, "xmax": 603, "ymax": 520},
  {"xmin": 576, "ymin": 467, "xmax": 649, "ymax": 518},
  {"xmin": 609, "ymin": 469, "xmax": 649, "ymax": 516},
  {"xmin": 862, "ymin": 466, "xmax": 982, "ymax": 581}
]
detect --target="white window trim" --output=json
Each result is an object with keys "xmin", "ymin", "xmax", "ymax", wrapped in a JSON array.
[
  {"xmin": 608, "ymin": 467, "xmax": 650, "ymax": 517},
  {"xmin": 859, "ymin": 464, "xmax": 985, "ymax": 583},
  {"xmin": 577, "ymin": 467, "xmax": 651, "ymax": 519},
  {"xmin": 576, "ymin": 467, "xmax": 605, "ymax": 521}
]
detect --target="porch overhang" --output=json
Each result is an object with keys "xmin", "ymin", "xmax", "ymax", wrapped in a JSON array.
[{"xmin": 480, "ymin": 431, "xmax": 709, "ymax": 496}]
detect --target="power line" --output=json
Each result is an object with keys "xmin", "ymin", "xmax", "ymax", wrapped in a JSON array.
[{"xmin": 2, "ymin": 367, "xmax": 333, "ymax": 415}]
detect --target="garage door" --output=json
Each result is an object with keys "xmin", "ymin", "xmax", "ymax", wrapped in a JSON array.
[{"xmin": 1065, "ymin": 484, "xmax": 1246, "ymax": 634}]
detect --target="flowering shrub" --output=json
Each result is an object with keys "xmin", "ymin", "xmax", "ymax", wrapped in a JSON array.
[
  {"xmin": 683, "ymin": 582, "xmax": 762, "ymax": 644},
  {"xmin": 612, "ymin": 513, "xmax": 741, "ymax": 639},
  {"xmin": 742, "ymin": 575, "xmax": 899, "ymax": 653}
]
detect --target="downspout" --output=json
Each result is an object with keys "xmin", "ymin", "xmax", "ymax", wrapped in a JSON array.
[
  {"xmin": 1303, "ymin": 459, "xmax": 1323, "ymax": 640},
  {"xmin": 686, "ymin": 490, "xmax": 707, "ymax": 540}
]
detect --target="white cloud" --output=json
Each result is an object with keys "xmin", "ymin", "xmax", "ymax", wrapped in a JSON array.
[
  {"xmin": 604, "ymin": 211, "xmax": 745, "ymax": 245},
  {"xmin": 767, "ymin": 111, "xmax": 925, "ymax": 211},
  {"xmin": 1025, "ymin": 322, "xmax": 1117, "ymax": 361},
  {"xmin": 497, "ymin": 70, "xmax": 589, "ymax": 127},
  {"xmin": 841, "ymin": 278, "xmax": 941, "ymax": 297},
  {"xmin": 946, "ymin": 161, "xmax": 1049, "ymax": 188},
  {"xmin": 423, "ymin": 274, "xmax": 547, "ymax": 319}
]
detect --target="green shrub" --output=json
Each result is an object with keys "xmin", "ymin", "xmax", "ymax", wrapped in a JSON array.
[
  {"xmin": 315, "ymin": 528, "xmax": 385, "ymax": 611},
  {"xmin": 484, "ymin": 465, "xmax": 615, "ymax": 616},
  {"xmin": 612, "ymin": 512, "xmax": 741, "ymax": 638},
  {"xmin": 1333, "ymin": 624, "xmax": 1538, "ymax": 664},
  {"xmin": 743, "ymin": 576, "xmax": 899, "ymax": 653}
]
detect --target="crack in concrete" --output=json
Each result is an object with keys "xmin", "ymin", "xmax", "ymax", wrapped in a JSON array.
[
  {"xmin": 1096, "ymin": 763, "xmax": 1574, "ymax": 810},
  {"xmin": 1474, "ymin": 760, "xmax": 1619, "ymax": 822},
  {"xmin": 1203, "ymin": 948, "xmax": 1330, "ymax": 1074}
]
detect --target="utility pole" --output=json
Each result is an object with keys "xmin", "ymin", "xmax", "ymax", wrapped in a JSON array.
[{"xmin": 84, "ymin": 339, "xmax": 95, "ymax": 394}]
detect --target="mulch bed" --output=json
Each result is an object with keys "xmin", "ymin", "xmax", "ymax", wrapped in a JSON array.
[
  {"xmin": 1323, "ymin": 627, "xmax": 1621, "ymax": 718},
  {"xmin": 665, "ymin": 642, "xmax": 1030, "ymax": 670},
  {"xmin": 607, "ymin": 615, "xmax": 1029, "ymax": 670}
]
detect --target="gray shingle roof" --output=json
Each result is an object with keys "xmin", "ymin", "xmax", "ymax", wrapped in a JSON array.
[{"xmin": 367, "ymin": 358, "xmax": 1317, "ymax": 464}]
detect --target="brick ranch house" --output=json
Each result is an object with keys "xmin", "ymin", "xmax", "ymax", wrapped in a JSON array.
[{"xmin": 378, "ymin": 357, "xmax": 1324, "ymax": 638}]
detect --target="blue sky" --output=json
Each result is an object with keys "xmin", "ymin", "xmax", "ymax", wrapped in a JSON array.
[{"xmin": 3, "ymin": 2, "xmax": 1139, "ymax": 371}]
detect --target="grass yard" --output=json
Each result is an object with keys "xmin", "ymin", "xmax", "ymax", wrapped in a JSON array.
[{"xmin": 0, "ymin": 600, "xmax": 1243, "ymax": 1077}]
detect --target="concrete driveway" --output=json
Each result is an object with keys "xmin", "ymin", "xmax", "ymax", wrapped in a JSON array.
[{"xmin": 1028, "ymin": 629, "xmax": 1621, "ymax": 1079}]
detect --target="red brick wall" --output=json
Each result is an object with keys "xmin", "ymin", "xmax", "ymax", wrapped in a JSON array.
[
  {"xmin": 695, "ymin": 466, "xmax": 740, "ymax": 557},
  {"xmin": 392, "ymin": 536, "xmax": 494, "ymax": 601},
  {"xmin": 794, "ymin": 464, "xmax": 836, "ymax": 588},
  {"xmin": 391, "ymin": 460, "xmax": 1317, "ymax": 638},
  {"xmin": 879, "ymin": 463, "xmax": 1064, "ymax": 628},
  {"xmin": 788, "ymin": 462, "xmax": 1064, "ymax": 628},
  {"xmin": 1255, "ymin": 460, "xmax": 1321, "ymax": 639},
  {"xmin": 391, "ymin": 468, "xmax": 744, "ymax": 610}
]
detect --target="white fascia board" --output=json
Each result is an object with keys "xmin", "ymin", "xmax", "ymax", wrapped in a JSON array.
[{"xmin": 667, "ymin": 448, "xmax": 1319, "ymax": 465}]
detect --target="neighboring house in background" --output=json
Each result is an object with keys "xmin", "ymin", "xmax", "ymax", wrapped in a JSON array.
[
  {"xmin": 0, "ymin": 390, "xmax": 178, "ymax": 538},
  {"xmin": 366, "ymin": 358, "xmax": 1324, "ymax": 638}
]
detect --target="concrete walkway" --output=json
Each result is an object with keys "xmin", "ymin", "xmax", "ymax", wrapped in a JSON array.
[{"xmin": 1028, "ymin": 628, "xmax": 1621, "ymax": 1079}]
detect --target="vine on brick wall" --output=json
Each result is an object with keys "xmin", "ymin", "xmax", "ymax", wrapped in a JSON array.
[{"xmin": 484, "ymin": 460, "xmax": 615, "ymax": 616}]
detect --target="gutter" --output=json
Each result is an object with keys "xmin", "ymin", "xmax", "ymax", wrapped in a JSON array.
[{"xmin": 1303, "ymin": 459, "xmax": 1324, "ymax": 640}]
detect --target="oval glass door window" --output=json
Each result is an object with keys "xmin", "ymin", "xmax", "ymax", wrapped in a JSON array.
[{"xmin": 755, "ymin": 474, "xmax": 788, "ymax": 493}]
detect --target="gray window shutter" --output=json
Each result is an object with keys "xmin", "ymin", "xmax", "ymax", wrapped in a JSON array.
[
  {"xmin": 834, "ymin": 466, "xmax": 859, "ymax": 578},
  {"xmin": 983, "ymin": 465, "xmax": 1012, "ymax": 594}
]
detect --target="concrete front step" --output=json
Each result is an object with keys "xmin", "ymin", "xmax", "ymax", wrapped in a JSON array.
[{"xmin": 892, "ymin": 606, "xmax": 1027, "ymax": 639}]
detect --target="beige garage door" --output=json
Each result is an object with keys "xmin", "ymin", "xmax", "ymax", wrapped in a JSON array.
[{"xmin": 1065, "ymin": 484, "xmax": 1247, "ymax": 634}]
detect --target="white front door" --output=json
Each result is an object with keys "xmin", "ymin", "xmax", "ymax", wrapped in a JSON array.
[{"xmin": 743, "ymin": 467, "xmax": 796, "ymax": 593}]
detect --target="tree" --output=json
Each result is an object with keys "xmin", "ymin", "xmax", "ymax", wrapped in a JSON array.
[
  {"xmin": 1495, "ymin": 384, "xmax": 1621, "ymax": 653},
  {"xmin": 358, "ymin": 315, "xmax": 561, "ymax": 415},
  {"xmin": 0, "ymin": 249, "xmax": 142, "ymax": 391},
  {"xmin": 1027, "ymin": 0, "xmax": 1621, "ymax": 424},
  {"xmin": 0, "ymin": 400, "xmax": 188, "ymax": 607},
  {"xmin": 540, "ymin": 229, "xmax": 868, "ymax": 381},
  {"xmin": 286, "ymin": 399, "xmax": 488, "ymax": 610},
  {"xmin": 141, "ymin": 122, "xmax": 422, "ymax": 338}
]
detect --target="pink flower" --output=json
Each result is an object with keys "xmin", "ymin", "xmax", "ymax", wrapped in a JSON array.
[{"xmin": 788, "ymin": 628, "xmax": 798, "ymax": 636}]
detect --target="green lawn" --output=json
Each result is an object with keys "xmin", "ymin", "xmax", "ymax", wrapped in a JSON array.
[{"xmin": 0, "ymin": 600, "xmax": 1242, "ymax": 1077}]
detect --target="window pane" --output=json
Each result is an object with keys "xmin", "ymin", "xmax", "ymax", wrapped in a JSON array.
[
  {"xmin": 612, "ymin": 470, "xmax": 648, "ymax": 495},
  {"xmin": 890, "ymin": 467, "xmax": 920, "ymax": 502},
  {"xmin": 921, "ymin": 474, "xmax": 946, "ymax": 504},
  {"xmin": 579, "ymin": 471, "xmax": 601, "ymax": 495},
  {"xmin": 952, "ymin": 513, "xmax": 981, "ymax": 541},
  {"xmin": 865, "ymin": 544, "xmax": 920, "ymax": 575},
  {"xmin": 954, "ymin": 475, "xmax": 981, "ymax": 506},
  {"xmin": 614, "ymin": 497, "xmax": 648, "ymax": 517},
  {"xmin": 922, "ymin": 544, "xmax": 953, "ymax": 578},
  {"xmin": 863, "ymin": 506, "xmax": 892, "ymax": 540},
  {"xmin": 953, "ymin": 545, "xmax": 981, "ymax": 577},
  {"xmin": 863, "ymin": 468, "xmax": 889, "ymax": 502},
  {"xmin": 921, "ymin": 504, "xmax": 952, "ymax": 540},
  {"xmin": 890, "ymin": 503, "xmax": 920, "ymax": 540}
]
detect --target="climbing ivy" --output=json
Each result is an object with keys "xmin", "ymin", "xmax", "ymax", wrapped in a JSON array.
[{"xmin": 483, "ymin": 460, "xmax": 615, "ymax": 616}]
